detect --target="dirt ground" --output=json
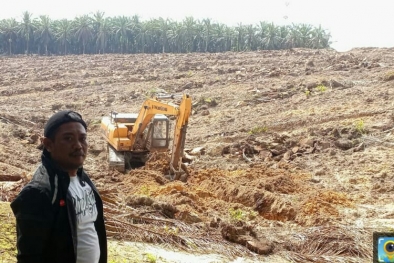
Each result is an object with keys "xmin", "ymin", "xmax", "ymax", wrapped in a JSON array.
[{"xmin": 1, "ymin": 47, "xmax": 394, "ymax": 262}]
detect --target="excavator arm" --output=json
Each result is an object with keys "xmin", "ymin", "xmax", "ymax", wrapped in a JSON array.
[
  {"xmin": 128, "ymin": 99, "xmax": 179, "ymax": 148},
  {"xmin": 129, "ymin": 94, "xmax": 192, "ymax": 179},
  {"xmin": 169, "ymin": 94, "xmax": 192, "ymax": 179}
]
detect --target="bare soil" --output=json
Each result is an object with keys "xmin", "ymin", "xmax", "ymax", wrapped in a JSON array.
[{"xmin": 1, "ymin": 47, "xmax": 394, "ymax": 262}]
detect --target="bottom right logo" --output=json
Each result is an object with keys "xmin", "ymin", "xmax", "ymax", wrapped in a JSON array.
[{"xmin": 374, "ymin": 232, "xmax": 394, "ymax": 263}]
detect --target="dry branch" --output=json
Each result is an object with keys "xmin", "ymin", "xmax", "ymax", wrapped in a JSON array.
[
  {"xmin": 0, "ymin": 175, "xmax": 22, "ymax": 182},
  {"xmin": 286, "ymin": 225, "xmax": 372, "ymax": 263},
  {"xmin": 101, "ymin": 193, "xmax": 255, "ymax": 258}
]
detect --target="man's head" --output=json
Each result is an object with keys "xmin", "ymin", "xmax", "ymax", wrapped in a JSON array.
[{"xmin": 43, "ymin": 110, "xmax": 88, "ymax": 173}]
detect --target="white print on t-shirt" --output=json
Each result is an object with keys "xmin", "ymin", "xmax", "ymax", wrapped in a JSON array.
[
  {"xmin": 72, "ymin": 185, "xmax": 97, "ymax": 223},
  {"xmin": 68, "ymin": 176, "xmax": 100, "ymax": 263}
]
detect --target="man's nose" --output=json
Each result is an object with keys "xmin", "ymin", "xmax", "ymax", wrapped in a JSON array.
[{"xmin": 73, "ymin": 140, "xmax": 83, "ymax": 149}]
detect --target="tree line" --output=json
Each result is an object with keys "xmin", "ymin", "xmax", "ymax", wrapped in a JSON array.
[{"xmin": 0, "ymin": 11, "xmax": 332, "ymax": 55}]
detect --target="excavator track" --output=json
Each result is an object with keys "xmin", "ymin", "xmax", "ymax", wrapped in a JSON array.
[{"xmin": 107, "ymin": 144, "xmax": 125, "ymax": 172}]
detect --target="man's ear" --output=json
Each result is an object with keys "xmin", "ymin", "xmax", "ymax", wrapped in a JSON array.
[{"xmin": 42, "ymin": 137, "xmax": 54, "ymax": 153}]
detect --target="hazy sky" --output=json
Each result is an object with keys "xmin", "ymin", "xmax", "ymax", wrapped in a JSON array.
[{"xmin": 1, "ymin": 0, "xmax": 393, "ymax": 52}]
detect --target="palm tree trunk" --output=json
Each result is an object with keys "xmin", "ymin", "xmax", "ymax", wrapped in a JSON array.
[{"xmin": 26, "ymin": 34, "xmax": 30, "ymax": 55}]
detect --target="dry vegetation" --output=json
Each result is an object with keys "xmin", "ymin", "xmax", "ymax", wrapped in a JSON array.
[{"xmin": 1, "ymin": 47, "xmax": 394, "ymax": 262}]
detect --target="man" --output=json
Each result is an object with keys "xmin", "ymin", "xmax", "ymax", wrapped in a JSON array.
[{"xmin": 10, "ymin": 110, "xmax": 107, "ymax": 263}]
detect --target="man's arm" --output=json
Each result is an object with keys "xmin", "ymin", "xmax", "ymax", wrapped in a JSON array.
[{"xmin": 10, "ymin": 186, "xmax": 54, "ymax": 263}]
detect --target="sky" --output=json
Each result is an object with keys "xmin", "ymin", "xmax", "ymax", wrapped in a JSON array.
[{"xmin": 1, "ymin": 0, "xmax": 393, "ymax": 52}]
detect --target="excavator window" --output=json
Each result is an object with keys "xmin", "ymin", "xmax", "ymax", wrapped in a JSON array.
[{"xmin": 152, "ymin": 119, "xmax": 168, "ymax": 147}]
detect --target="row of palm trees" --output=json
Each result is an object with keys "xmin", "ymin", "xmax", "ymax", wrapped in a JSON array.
[{"xmin": 0, "ymin": 11, "xmax": 332, "ymax": 55}]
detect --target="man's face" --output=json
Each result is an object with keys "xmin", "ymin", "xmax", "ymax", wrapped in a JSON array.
[{"xmin": 44, "ymin": 122, "xmax": 88, "ymax": 171}]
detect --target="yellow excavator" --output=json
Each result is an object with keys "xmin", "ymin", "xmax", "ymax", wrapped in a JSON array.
[{"xmin": 100, "ymin": 93, "xmax": 192, "ymax": 180}]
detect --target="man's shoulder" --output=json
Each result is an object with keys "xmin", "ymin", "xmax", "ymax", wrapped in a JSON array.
[
  {"xmin": 30, "ymin": 164, "xmax": 52, "ymax": 189},
  {"xmin": 10, "ymin": 164, "xmax": 55, "ymax": 212}
]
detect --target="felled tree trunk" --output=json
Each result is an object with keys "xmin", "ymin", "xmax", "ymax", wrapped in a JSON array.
[{"xmin": 0, "ymin": 175, "xmax": 23, "ymax": 182}]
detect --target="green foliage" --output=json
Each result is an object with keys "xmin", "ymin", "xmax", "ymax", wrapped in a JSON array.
[
  {"xmin": 185, "ymin": 240, "xmax": 198, "ymax": 249},
  {"xmin": 229, "ymin": 208, "xmax": 259, "ymax": 222},
  {"xmin": 108, "ymin": 259, "xmax": 127, "ymax": 263},
  {"xmin": 0, "ymin": 13, "xmax": 332, "ymax": 55},
  {"xmin": 248, "ymin": 126, "xmax": 267, "ymax": 134},
  {"xmin": 354, "ymin": 119, "xmax": 366, "ymax": 134},
  {"xmin": 145, "ymin": 253, "xmax": 157, "ymax": 263},
  {"xmin": 140, "ymin": 185, "xmax": 151, "ymax": 196},
  {"xmin": 146, "ymin": 88, "xmax": 160, "ymax": 98},
  {"xmin": 229, "ymin": 208, "xmax": 246, "ymax": 222},
  {"xmin": 107, "ymin": 241, "xmax": 132, "ymax": 263},
  {"xmin": 315, "ymin": 84, "xmax": 327, "ymax": 92},
  {"xmin": 305, "ymin": 90, "xmax": 311, "ymax": 97},
  {"xmin": 197, "ymin": 96, "xmax": 218, "ymax": 107},
  {"xmin": 163, "ymin": 225, "xmax": 179, "ymax": 235},
  {"xmin": 90, "ymin": 118, "xmax": 102, "ymax": 126}
]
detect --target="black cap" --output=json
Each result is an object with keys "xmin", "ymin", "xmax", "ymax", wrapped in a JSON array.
[{"xmin": 44, "ymin": 110, "xmax": 87, "ymax": 138}]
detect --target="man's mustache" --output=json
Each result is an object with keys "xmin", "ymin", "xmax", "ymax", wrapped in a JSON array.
[{"xmin": 70, "ymin": 151, "xmax": 85, "ymax": 157}]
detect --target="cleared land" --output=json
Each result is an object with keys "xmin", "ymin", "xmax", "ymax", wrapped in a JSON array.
[{"xmin": 1, "ymin": 47, "xmax": 394, "ymax": 262}]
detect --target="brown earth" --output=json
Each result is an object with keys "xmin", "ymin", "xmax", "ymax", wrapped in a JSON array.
[{"xmin": 1, "ymin": 47, "xmax": 394, "ymax": 262}]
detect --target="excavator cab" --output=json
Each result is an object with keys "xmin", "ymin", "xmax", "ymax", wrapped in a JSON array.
[
  {"xmin": 149, "ymin": 116, "xmax": 169, "ymax": 148},
  {"xmin": 102, "ymin": 112, "xmax": 171, "ymax": 171}
]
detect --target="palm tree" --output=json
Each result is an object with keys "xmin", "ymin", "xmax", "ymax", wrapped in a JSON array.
[
  {"xmin": 193, "ymin": 21, "xmax": 204, "ymax": 52},
  {"xmin": 278, "ymin": 25, "xmax": 289, "ymax": 49},
  {"xmin": 73, "ymin": 15, "xmax": 94, "ymax": 54},
  {"xmin": 284, "ymin": 24, "xmax": 299, "ymax": 48},
  {"xmin": 297, "ymin": 24, "xmax": 312, "ymax": 47},
  {"xmin": 129, "ymin": 15, "xmax": 141, "ymax": 53},
  {"xmin": 0, "ymin": 18, "xmax": 19, "ymax": 55},
  {"xmin": 310, "ymin": 25, "xmax": 331, "ymax": 49},
  {"xmin": 135, "ymin": 21, "xmax": 148, "ymax": 53},
  {"xmin": 92, "ymin": 11, "xmax": 105, "ymax": 31},
  {"xmin": 167, "ymin": 21, "xmax": 183, "ymax": 53},
  {"xmin": 92, "ymin": 10, "xmax": 106, "ymax": 53},
  {"xmin": 96, "ymin": 17, "xmax": 113, "ymax": 54},
  {"xmin": 182, "ymin": 17, "xmax": 196, "ymax": 52},
  {"xmin": 113, "ymin": 16, "xmax": 132, "ymax": 53},
  {"xmin": 224, "ymin": 26, "xmax": 234, "ymax": 51},
  {"xmin": 256, "ymin": 21, "xmax": 268, "ymax": 50},
  {"xmin": 202, "ymin": 18, "xmax": 212, "ymax": 52},
  {"xmin": 155, "ymin": 17, "xmax": 171, "ymax": 53},
  {"xmin": 234, "ymin": 23, "xmax": 245, "ymax": 51},
  {"xmin": 211, "ymin": 23, "xmax": 226, "ymax": 52},
  {"xmin": 54, "ymin": 19, "xmax": 72, "ymax": 55},
  {"xmin": 262, "ymin": 22, "xmax": 281, "ymax": 50},
  {"xmin": 244, "ymin": 24, "xmax": 256, "ymax": 51},
  {"xmin": 19, "ymin": 11, "xmax": 35, "ymax": 54},
  {"xmin": 34, "ymin": 15, "xmax": 53, "ymax": 55},
  {"xmin": 0, "ymin": 27, "xmax": 3, "ymax": 53}
]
